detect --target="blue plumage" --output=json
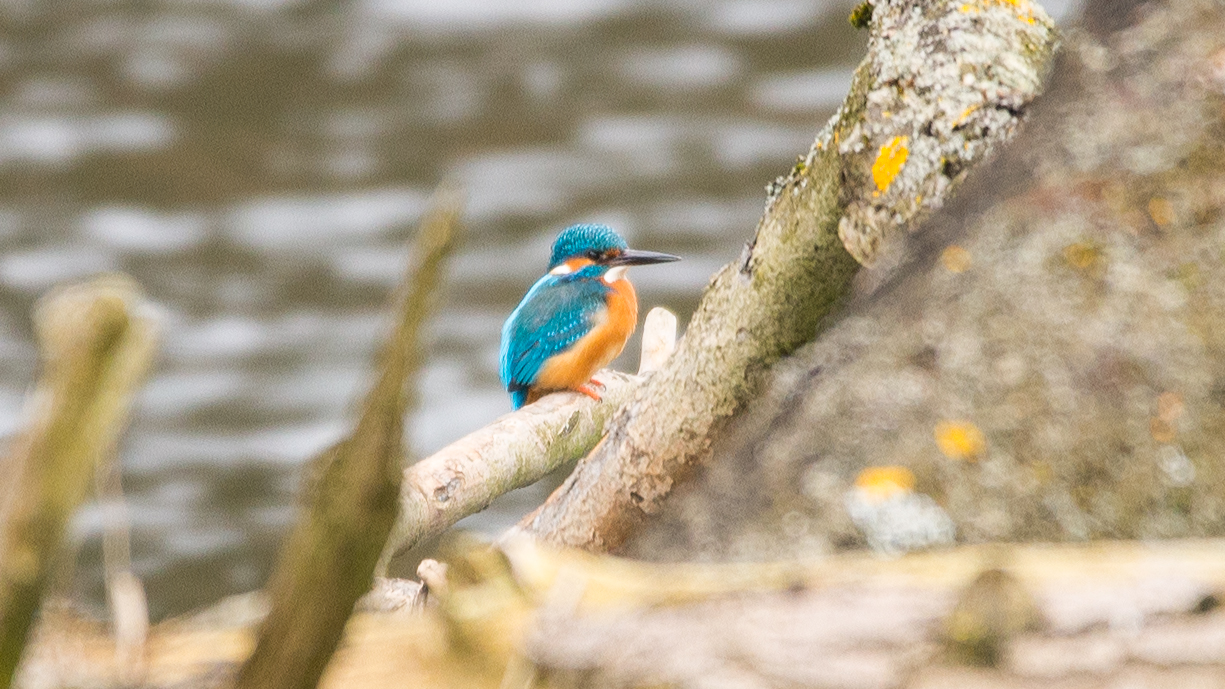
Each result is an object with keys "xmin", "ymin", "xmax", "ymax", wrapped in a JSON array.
[
  {"xmin": 548, "ymin": 224, "xmax": 628, "ymax": 270},
  {"xmin": 500, "ymin": 267, "xmax": 611, "ymax": 409}
]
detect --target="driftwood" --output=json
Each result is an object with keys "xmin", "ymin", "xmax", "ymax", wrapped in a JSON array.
[
  {"xmin": 14, "ymin": 539, "xmax": 1225, "ymax": 688},
  {"xmin": 517, "ymin": 0, "xmax": 1058, "ymax": 552},
  {"xmin": 232, "ymin": 187, "xmax": 462, "ymax": 689},
  {"xmin": 0, "ymin": 277, "xmax": 158, "ymax": 689},
  {"xmin": 513, "ymin": 539, "xmax": 1225, "ymax": 689}
]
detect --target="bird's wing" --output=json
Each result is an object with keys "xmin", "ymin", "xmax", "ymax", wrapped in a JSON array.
[{"xmin": 500, "ymin": 275, "xmax": 608, "ymax": 396}]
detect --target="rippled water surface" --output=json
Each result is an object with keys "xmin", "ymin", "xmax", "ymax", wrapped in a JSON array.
[{"xmin": 0, "ymin": 0, "xmax": 1076, "ymax": 618}]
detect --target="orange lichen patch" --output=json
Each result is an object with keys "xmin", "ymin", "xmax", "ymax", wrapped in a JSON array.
[
  {"xmin": 1148, "ymin": 197, "xmax": 1175, "ymax": 226},
  {"xmin": 1157, "ymin": 391, "xmax": 1185, "ymax": 423},
  {"xmin": 872, "ymin": 136, "xmax": 910, "ymax": 192},
  {"xmin": 1063, "ymin": 242, "xmax": 1101, "ymax": 270},
  {"xmin": 952, "ymin": 105, "xmax": 980, "ymax": 127},
  {"xmin": 935, "ymin": 420, "xmax": 986, "ymax": 461},
  {"xmin": 1150, "ymin": 417, "xmax": 1176, "ymax": 444},
  {"xmin": 853, "ymin": 466, "xmax": 916, "ymax": 503},
  {"xmin": 941, "ymin": 245, "xmax": 972, "ymax": 273},
  {"xmin": 984, "ymin": 0, "xmax": 1037, "ymax": 22}
]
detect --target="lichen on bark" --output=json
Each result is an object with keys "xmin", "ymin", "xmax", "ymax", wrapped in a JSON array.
[
  {"xmin": 629, "ymin": 0, "xmax": 1225, "ymax": 561},
  {"xmin": 521, "ymin": 0, "xmax": 1059, "ymax": 553},
  {"xmin": 827, "ymin": 0, "xmax": 1057, "ymax": 264}
]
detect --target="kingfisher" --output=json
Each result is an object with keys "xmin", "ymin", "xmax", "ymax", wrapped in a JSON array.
[{"xmin": 500, "ymin": 223, "xmax": 680, "ymax": 409}]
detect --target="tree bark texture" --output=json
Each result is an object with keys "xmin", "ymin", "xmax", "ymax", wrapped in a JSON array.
[
  {"xmin": 628, "ymin": 0, "xmax": 1225, "ymax": 561},
  {"xmin": 520, "ymin": 0, "xmax": 1058, "ymax": 552},
  {"xmin": 377, "ymin": 306, "xmax": 678, "ymax": 572},
  {"xmin": 233, "ymin": 188, "xmax": 461, "ymax": 689},
  {"xmin": 378, "ymin": 370, "xmax": 642, "ymax": 572},
  {"xmin": 0, "ymin": 277, "xmax": 157, "ymax": 689}
]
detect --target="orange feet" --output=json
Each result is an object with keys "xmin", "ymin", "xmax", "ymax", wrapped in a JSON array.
[{"xmin": 577, "ymin": 378, "xmax": 605, "ymax": 402}]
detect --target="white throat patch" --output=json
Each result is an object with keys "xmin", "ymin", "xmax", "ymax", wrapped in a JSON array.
[{"xmin": 603, "ymin": 266, "xmax": 628, "ymax": 284}]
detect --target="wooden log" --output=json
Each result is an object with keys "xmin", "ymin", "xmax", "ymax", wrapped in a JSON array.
[{"xmin": 18, "ymin": 539, "xmax": 1225, "ymax": 689}]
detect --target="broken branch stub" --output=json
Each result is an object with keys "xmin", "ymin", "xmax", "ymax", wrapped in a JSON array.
[
  {"xmin": 638, "ymin": 307, "xmax": 677, "ymax": 374},
  {"xmin": 517, "ymin": 0, "xmax": 1057, "ymax": 552},
  {"xmin": 234, "ymin": 186, "xmax": 462, "ymax": 689},
  {"xmin": 0, "ymin": 276, "xmax": 158, "ymax": 689}
]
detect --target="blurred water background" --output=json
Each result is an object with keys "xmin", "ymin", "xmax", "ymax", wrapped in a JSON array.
[{"xmin": 0, "ymin": 0, "xmax": 1077, "ymax": 620}]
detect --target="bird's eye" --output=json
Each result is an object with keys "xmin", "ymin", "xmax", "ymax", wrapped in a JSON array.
[{"xmin": 585, "ymin": 250, "xmax": 601, "ymax": 260}]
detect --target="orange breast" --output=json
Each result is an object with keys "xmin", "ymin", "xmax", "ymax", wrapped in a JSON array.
[{"xmin": 533, "ymin": 277, "xmax": 638, "ymax": 392}]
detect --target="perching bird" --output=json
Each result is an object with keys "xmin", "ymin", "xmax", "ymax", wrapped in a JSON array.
[{"xmin": 500, "ymin": 224, "xmax": 680, "ymax": 409}]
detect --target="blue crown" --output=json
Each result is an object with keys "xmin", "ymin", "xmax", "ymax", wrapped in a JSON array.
[{"xmin": 548, "ymin": 224, "xmax": 628, "ymax": 270}]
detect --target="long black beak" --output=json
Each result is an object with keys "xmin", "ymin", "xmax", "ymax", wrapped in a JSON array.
[{"xmin": 606, "ymin": 248, "xmax": 681, "ymax": 266}]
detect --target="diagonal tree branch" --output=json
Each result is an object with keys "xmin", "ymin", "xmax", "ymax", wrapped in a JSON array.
[{"xmin": 516, "ymin": 0, "xmax": 1059, "ymax": 551}]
